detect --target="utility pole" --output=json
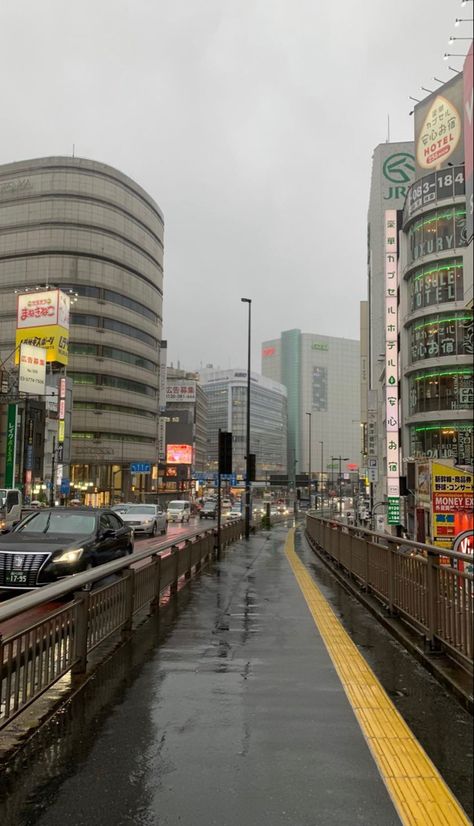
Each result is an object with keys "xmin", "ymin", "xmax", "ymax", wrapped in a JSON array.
[
  {"xmin": 241, "ymin": 298, "xmax": 252, "ymax": 540},
  {"xmin": 50, "ymin": 435, "xmax": 56, "ymax": 507}
]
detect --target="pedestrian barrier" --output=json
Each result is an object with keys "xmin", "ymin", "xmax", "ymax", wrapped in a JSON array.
[
  {"xmin": 305, "ymin": 515, "xmax": 473, "ymax": 672},
  {"xmin": 0, "ymin": 520, "xmax": 244, "ymax": 730}
]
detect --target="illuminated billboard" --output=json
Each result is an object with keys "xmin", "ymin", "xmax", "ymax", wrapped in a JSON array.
[
  {"xmin": 431, "ymin": 462, "xmax": 473, "ymax": 549},
  {"xmin": 414, "ymin": 75, "xmax": 464, "ymax": 175},
  {"xmin": 166, "ymin": 444, "xmax": 193, "ymax": 465},
  {"xmin": 15, "ymin": 289, "xmax": 70, "ymax": 365}
]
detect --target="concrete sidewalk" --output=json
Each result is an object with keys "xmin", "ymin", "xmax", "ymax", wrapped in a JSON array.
[{"xmin": 21, "ymin": 523, "xmax": 402, "ymax": 826}]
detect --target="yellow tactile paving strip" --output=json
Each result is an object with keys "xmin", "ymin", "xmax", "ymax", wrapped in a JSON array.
[{"xmin": 285, "ymin": 529, "xmax": 471, "ymax": 826}]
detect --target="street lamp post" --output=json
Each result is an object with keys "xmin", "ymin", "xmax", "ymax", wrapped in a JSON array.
[
  {"xmin": 332, "ymin": 455, "xmax": 349, "ymax": 518},
  {"xmin": 306, "ymin": 412, "xmax": 311, "ymax": 507},
  {"xmin": 241, "ymin": 298, "xmax": 252, "ymax": 540},
  {"xmin": 319, "ymin": 440, "xmax": 324, "ymax": 509}
]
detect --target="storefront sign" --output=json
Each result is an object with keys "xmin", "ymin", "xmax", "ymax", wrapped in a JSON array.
[
  {"xmin": 431, "ymin": 462, "xmax": 473, "ymax": 548},
  {"xmin": 18, "ymin": 344, "xmax": 46, "ymax": 395},
  {"xmin": 384, "ymin": 210, "xmax": 400, "ymax": 510},
  {"xmin": 15, "ymin": 290, "xmax": 70, "ymax": 366},
  {"xmin": 387, "ymin": 496, "xmax": 400, "ymax": 525},
  {"xmin": 4, "ymin": 404, "xmax": 17, "ymax": 488}
]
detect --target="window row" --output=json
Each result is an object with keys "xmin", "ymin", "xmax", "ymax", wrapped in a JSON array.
[
  {"xmin": 72, "ymin": 432, "xmax": 155, "ymax": 444},
  {"xmin": 74, "ymin": 401, "xmax": 156, "ymax": 419},
  {"xmin": 71, "ymin": 313, "xmax": 159, "ymax": 349},
  {"xmin": 409, "ymin": 313, "xmax": 473, "ymax": 364},
  {"xmin": 69, "ymin": 342, "xmax": 158, "ymax": 372},
  {"xmin": 407, "ymin": 207, "xmax": 466, "ymax": 265},
  {"xmin": 408, "ymin": 370, "xmax": 473, "ymax": 415},
  {"xmin": 69, "ymin": 372, "xmax": 156, "ymax": 397},
  {"xmin": 61, "ymin": 283, "xmax": 160, "ymax": 323},
  {"xmin": 410, "ymin": 423, "xmax": 473, "ymax": 463},
  {"xmin": 407, "ymin": 258, "xmax": 464, "ymax": 313}
]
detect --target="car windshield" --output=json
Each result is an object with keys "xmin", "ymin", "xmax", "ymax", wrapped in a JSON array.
[
  {"xmin": 168, "ymin": 502, "xmax": 185, "ymax": 510},
  {"xmin": 16, "ymin": 511, "xmax": 96, "ymax": 535},
  {"xmin": 122, "ymin": 505, "xmax": 155, "ymax": 514}
]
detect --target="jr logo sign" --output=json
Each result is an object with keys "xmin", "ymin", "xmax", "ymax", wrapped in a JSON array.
[{"xmin": 383, "ymin": 152, "xmax": 415, "ymax": 201}]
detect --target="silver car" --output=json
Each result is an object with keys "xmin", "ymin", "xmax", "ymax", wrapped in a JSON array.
[{"xmin": 113, "ymin": 504, "xmax": 167, "ymax": 537}]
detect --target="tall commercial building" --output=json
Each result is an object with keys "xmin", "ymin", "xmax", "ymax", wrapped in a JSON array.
[
  {"xmin": 362, "ymin": 142, "xmax": 416, "ymax": 521},
  {"xmin": 0, "ymin": 157, "xmax": 164, "ymax": 503},
  {"xmin": 399, "ymin": 68, "xmax": 473, "ymax": 542},
  {"xmin": 261, "ymin": 330, "xmax": 360, "ymax": 486},
  {"xmin": 198, "ymin": 368, "xmax": 287, "ymax": 477}
]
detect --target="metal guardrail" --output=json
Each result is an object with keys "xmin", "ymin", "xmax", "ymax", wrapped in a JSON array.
[
  {"xmin": 0, "ymin": 520, "xmax": 244, "ymax": 728},
  {"xmin": 305, "ymin": 515, "xmax": 473, "ymax": 672}
]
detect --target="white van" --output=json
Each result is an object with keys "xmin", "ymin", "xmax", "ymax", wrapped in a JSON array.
[{"xmin": 166, "ymin": 500, "xmax": 191, "ymax": 523}]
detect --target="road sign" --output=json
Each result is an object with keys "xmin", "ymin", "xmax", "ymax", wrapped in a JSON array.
[
  {"xmin": 60, "ymin": 478, "xmax": 70, "ymax": 495},
  {"xmin": 130, "ymin": 462, "xmax": 151, "ymax": 474}
]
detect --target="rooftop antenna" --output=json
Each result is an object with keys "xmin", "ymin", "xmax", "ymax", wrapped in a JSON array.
[
  {"xmin": 386, "ymin": 114, "xmax": 390, "ymax": 143},
  {"xmin": 72, "ymin": 144, "xmax": 75, "ymax": 157}
]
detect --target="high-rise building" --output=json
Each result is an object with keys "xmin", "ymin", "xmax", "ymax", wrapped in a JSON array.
[
  {"xmin": 261, "ymin": 330, "xmax": 360, "ymax": 488},
  {"xmin": 198, "ymin": 368, "xmax": 287, "ymax": 477},
  {"xmin": 0, "ymin": 157, "xmax": 164, "ymax": 503}
]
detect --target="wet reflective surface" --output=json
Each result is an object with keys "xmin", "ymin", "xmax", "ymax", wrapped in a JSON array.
[{"xmin": 0, "ymin": 525, "xmax": 471, "ymax": 825}]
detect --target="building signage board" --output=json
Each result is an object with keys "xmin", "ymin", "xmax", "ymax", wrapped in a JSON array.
[
  {"xmin": 165, "ymin": 381, "xmax": 196, "ymax": 403},
  {"xmin": 464, "ymin": 44, "xmax": 473, "ymax": 243},
  {"xmin": 166, "ymin": 444, "xmax": 193, "ymax": 465},
  {"xmin": 414, "ymin": 74, "xmax": 465, "ymax": 176},
  {"xmin": 18, "ymin": 344, "xmax": 46, "ymax": 395},
  {"xmin": 431, "ymin": 461, "xmax": 473, "ymax": 548},
  {"xmin": 384, "ymin": 209, "xmax": 400, "ymax": 511},
  {"xmin": 387, "ymin": 496, "xmax": 401, "ymax": 525},
  {"xmin": 15, "ymin": 289, "xmax": 70, "ymax": 366},
  {"xmin": 4, "ymin": 404, "xmax": 17, "ymax": 488}
]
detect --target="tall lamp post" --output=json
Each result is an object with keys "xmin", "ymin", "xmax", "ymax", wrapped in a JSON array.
[
  {"xmin": 319, "ymin": 440, "xmax": 324, "ymax": 509},
  {"xmin": 306, "ymin": 412, "xmax": 312, "ymax": 507},
  {"xmin": 241, "ymin": 298, "xmax": 252, "ymax": 539},
  {"xmin": 332, "ymin": 455, "xmax": 349, "ymax": 517}
]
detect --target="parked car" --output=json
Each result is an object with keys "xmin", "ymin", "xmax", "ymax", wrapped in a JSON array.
[
  {"xmin": 166, "ymin": 501, "xmax": 191, "ymax": 523},
  {"xmin": 200, "ymin": 501, "xmax": 217, "ymax": 519},
  {"xmin": 0, "ymin": 508, "xmax": 134, "ymax": 590},
  {"xmin": 113, "ymin": 503, "xmax": 166, "ymax": 537}
]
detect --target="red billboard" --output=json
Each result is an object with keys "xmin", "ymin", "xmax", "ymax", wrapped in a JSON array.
[{"xmin": 166, "ymin": 444, "xmax": 193, "ymax": 465}]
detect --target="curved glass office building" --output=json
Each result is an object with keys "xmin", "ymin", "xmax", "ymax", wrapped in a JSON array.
[{"xmin": 0, "ymin": 157, "xmax": 163, "ymax": 502}]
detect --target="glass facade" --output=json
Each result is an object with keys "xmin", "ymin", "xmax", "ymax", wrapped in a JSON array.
[
  {"xmin": 407, "ymin": 258, "xmax": 463, "ymax": 312},
  {"xmin": 407, "ymin": 206, "xmax": 466, "ymax": 265},
  {"xmin": 409, "ymin": 312, "xmax": 473, "ymax": 364},
  {"xmin": 408, "ymin": 369, "xmax": 473, "ymax": 415},
  {"xmin": 410, "ymin": 423, "xmax": 473, "ymax": 464}
]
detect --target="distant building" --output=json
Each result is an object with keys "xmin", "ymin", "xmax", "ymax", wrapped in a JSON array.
[
  {"xmin": 261, "ymin": 330, "xmax": 360, "ymax": 487},
  {"xmin": 165, "ymin": 366, "xmax": 208, "ymax": 472},
  {"xmin": 198, "ymin": 368, "xmax": 287, "ymax": 477}
]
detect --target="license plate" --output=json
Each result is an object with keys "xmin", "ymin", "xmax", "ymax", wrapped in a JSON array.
[{"xmin": 6, "ymin": 571, "xmax": 28, "ymax": 585}]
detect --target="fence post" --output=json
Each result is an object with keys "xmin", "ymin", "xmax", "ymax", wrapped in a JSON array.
[
  {"xmin": 426, "ymin": 549, "xmax": 441, "ymax": 652},
  {"xmin": 149, "ymin": 554, "xmax": 162, "ymax": 613},
  {"xmin": 185, "ymin": 539, "xmax": 193, "ymax": 580},
  {"xmin": 121, "ymin": 568, "xmax": 135, "ymax": 640},
  {"xmin": 364, "ymin": 538, "xmax": 370, "ymax": 592},
  {"xmin": 170, "ymin": 546, "xmax": 179, "ymax": 595},
  {"xmin": 72, "ymin": 589, "xmax": 90, "ymax": 675},
  {"xmin": 387, "ymin": 545, "xmax": 395, "ymax": 616}
]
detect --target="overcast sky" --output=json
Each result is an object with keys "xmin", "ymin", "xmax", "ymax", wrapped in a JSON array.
[{"xmin": 0, "ymin": 1, "xmax": 468, "ymax": 370}]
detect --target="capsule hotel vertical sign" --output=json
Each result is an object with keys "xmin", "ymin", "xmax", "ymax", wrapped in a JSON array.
[{"xmin": 384, "ymin": 210, "xmax": 400, "ymax": 523}]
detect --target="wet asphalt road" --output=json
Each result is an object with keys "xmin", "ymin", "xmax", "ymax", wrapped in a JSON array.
[{"xmin": 0, "ymin": 523, "xmax": 472, "ymax": 825}]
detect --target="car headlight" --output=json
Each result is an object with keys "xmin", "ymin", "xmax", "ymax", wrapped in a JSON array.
[
  {"xmin": 142, "ymin": 518, "xmax": 153, "ymax": 524},
  {"xmin": 54, "ymin": 548, "xmax": 84, "ymax": 564}
]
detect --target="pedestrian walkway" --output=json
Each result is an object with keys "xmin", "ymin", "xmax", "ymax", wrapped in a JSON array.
[{"xmin": 2, "ymin": 524, "xmax": 471, "ymax": 826}]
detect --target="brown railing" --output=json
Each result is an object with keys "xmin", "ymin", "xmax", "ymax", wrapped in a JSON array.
[
  {"xmin": 0, "ymin": 521, "xmax": 242, "ymax": 729},
  {"xmin": 305, "ymin": 516, "xmax": 473, "ymax": 672}
]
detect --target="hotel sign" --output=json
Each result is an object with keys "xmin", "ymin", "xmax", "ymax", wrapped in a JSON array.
[{"xmin": 384, "ymin": 210, "xmax": 400, "ymax": 520}]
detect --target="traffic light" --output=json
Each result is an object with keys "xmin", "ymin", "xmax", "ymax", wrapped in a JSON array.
[
  {"xmin": 218, "ymin": 431, "xmax": 232, "ymax": 475},
  {"xmin": 248, "ymin": 453, "xmax": 256, "ymax": 482}
]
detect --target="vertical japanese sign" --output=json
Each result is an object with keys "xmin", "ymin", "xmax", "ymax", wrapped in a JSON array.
[
  {"xmin": 4, "ymin": 404, "xmax": 17, "ymax": 488},
  {"xmin": 57, "ymin": 376, "xmax": 66, "ymax": 474},
  {"xmin": 384, "ymin": 209, "xmax": 400, "ymax": 523}
]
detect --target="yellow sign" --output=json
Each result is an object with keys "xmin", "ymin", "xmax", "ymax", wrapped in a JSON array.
[
  {"xmin": 58, "ymin": 420, "xmax": 65, "ymax": 442},
  {"xmin": 431, "ymin": 462, "xmax": 474, "ymax": 549},
  {"xmin": 15, "ymin": 325, "xmax": 69, "ymax": 365}
]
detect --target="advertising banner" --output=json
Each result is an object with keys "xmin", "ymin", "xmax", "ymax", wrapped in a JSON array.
[
  {"xmin": 4, "ymin": 404, "xmax": 17, "ymax": 488},
  {"xmin": 414, "ymin": 75, "xmax": 464, "ymax": 175},
  {"xmin": 166, "ymin": 444, "xmax": 193, "ymax": 464},
  {"xmin": 384, "ymin": 209, "xmax": 400, "ymax": 521},
  {"xmin": 431, "ymin": 462, "xmax": 473, "ymax": 548},
  {"xmin": 15, "ymin": 289, "xmax": 70, "ymax": 365},
  {"xmin": 464, "ymin": 43, "xmax": 473, "ymax": 243},
  {"xmin": 18, "ymin": 344, "xmax": 47, "ymax": 395},
  {"xmin": 165, "ymin": 381, "xmax": 196, "ymax": 403}
]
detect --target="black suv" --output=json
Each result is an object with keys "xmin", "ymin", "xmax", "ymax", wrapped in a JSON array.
[{"xmin": 200, "ymin": 501, "xmax": 217, "ymax": 519}]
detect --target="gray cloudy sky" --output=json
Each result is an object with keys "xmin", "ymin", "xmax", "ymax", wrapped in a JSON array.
[{"xmin": 0, "ymin": 0, "xmax": 466, "ymax": 369}]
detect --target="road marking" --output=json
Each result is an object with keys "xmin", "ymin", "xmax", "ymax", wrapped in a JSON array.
[{"xmin": 285, "ymin": 528, "xmax": 471, "ymax": 826}]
